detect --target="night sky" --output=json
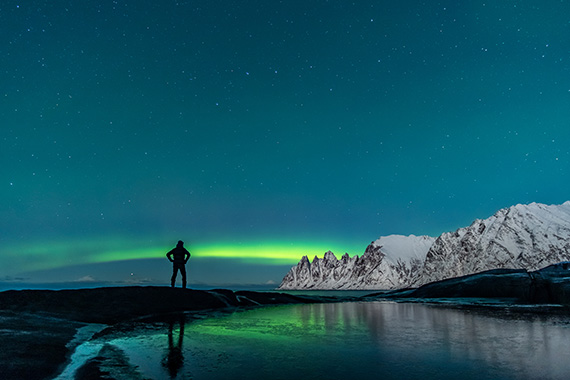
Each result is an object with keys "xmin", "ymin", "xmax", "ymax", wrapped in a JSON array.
[{"xmin": 2, "ymin": 1, "xmax": 570, "ymax": 286}]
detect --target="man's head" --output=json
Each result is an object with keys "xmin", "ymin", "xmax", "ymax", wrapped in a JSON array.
[{"xmin": 177, "ymin": 240, "xmax": 184, "ymax": 247}]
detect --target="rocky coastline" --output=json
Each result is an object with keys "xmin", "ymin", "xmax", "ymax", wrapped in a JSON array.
[
  {"xmin": 0, "ymin": 287, "xmax": 339, "ymax": 380},
  {"xmin": 2, "ymin": 263, "xmax": 570, "ymax": 379},
  {"xmin": 372, "ymin": 262, "xmax": 570, "ymax": 310}
]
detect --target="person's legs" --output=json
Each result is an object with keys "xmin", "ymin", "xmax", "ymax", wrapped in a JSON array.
[
  {"xmin": 171, "ymin": 265, "xmax": 179, "ymax": 287},
  {"xmin": 180, "ymin": 265, "xmax": 187, "ymax": 289}
]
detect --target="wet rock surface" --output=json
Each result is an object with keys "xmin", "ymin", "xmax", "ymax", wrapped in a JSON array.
[
  {"xmin": 0, "ymin": 286, "xmax": 324, "ymax": 325},
  {"xmin": 0, "ymin": 311, "xmax": 83, "ymax": 380}
]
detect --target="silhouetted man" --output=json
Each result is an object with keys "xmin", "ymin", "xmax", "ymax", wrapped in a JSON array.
[{"xmin": 166, "ymin": 240, "xmax": 191, "ymax": 288}]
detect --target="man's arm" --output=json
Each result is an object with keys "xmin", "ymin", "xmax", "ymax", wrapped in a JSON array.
[
  {"xmin": 166, "ymin": 250, "xmax": 174, "ymax": 262},
  {"xmin": 184, "ymin": 249, "xmax": 190, "ymax": 264}
]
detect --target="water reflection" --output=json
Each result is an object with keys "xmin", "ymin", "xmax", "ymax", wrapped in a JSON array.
[
  {"xmin": 292, "ymin": 302, "xmax": 570, "ymax": 379},
  {"xmin": 162, "ymin": 314, "xmax": 185, "ymax": 378},
  {"xmin": 95, "ymin": 302, "xmax": 570, "ymax": 380}
]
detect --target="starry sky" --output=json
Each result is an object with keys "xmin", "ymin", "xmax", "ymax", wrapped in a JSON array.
[{"xmin": 2, "ymin": 1, "xmax": 570, "ymax": 286}]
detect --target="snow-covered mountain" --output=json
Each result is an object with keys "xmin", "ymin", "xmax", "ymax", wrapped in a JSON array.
[
  {"xmin": 278, "ymin": 235, "xmax": 435, "ymax": 290},
  {"xmin": 278, "ymin": 201, "xmax": 570, "ymax": 290},
  {"xmin": 413, "ymin": 201, "xmax": 570, "ymax": 286}
]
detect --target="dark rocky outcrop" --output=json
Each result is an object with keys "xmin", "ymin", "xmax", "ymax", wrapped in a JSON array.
[
  {"xmin": 0, "ymin": 312, "xmax": 83, "ymax": 380},
  {"xmin": 380, "ymin": 262, "xmax": 570, "ymax": 305},
  {"xmin": 0, "ymin": 286, "xmax": 323, "ymax": 324}
]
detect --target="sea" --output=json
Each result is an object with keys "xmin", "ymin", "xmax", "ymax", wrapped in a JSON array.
[{"xmin": 54, "ymin": 300, "xmax": 570, "ymax": 380}]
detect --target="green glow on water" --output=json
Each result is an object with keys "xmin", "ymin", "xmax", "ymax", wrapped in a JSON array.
[
  {"xmin": 187, "ymin": 306, "xmax": 320, "ymax": 343},
  {"xmin": 184, "ymin": 303, "xmax": 357, "ymax": 344}
]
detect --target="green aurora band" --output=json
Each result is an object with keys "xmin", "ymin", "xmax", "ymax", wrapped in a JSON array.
[{"xmin": 3, "ymin": 236, "xmax": 364, "ymax": 275}]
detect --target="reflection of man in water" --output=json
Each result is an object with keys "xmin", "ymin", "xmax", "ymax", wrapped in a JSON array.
[
  {"xmin": 163, "ymin": 314, "xmax": 185, "ymax": 378},
  {"xmin": 166, "ymin": 240, "xmax": 191, "ymax": 288}
]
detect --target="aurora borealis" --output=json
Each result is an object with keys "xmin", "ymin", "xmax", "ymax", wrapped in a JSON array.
[{"xmin": 2, "ymin": 1, "xmax": 570, "ymax": 286}]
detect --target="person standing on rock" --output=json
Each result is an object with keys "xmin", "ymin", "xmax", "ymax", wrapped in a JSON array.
[{"xmin": 166, "ymin": 240, "xmax": 191, "ymax": 288}]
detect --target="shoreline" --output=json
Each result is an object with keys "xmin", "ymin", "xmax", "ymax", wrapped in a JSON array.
[
  {"xmin": 0, "ymin": 286, "xmax": 343, "ymax": 380},
  {"xmin": 2, "ymin": 273, "xmax": 570, "ymax": 380}
]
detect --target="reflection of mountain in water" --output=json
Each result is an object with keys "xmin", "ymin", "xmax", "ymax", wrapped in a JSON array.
[{"xmin": 293, "ymin": 302, "xmax": 570, "ymax": 380}]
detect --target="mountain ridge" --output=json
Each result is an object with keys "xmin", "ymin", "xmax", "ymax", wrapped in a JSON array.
[{"xmin": 279, "ymin": 201, "xmax": 570, "ymax": 290}]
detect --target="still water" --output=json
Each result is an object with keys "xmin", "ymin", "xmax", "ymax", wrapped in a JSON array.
[{"xmin": 60, "ymin": 302, "xmax": 570, "ymax": 380}]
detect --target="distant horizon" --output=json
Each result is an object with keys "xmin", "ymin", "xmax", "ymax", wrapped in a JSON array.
[
  {"xmin": 0, "ymin": 280, "xmax": 279, "ymax": 292},
  {"xmin": 3, "ymin": 199, "xmax": 568, "ymax": 287}
]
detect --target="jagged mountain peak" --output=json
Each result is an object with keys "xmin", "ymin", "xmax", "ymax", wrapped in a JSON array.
[
  {"xmin": 323, "ymin": 251, "xmax": 337, "ymax": 261},
  {"xmin": 279, "ymin": 234, "xmax": 435, "ymax": 290}
]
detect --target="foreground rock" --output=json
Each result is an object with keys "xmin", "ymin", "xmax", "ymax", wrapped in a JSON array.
[
  {"xmin": 0, "ymin": 286, "xmax": 329, "ymax": 325},
  {"xmin": 0, "ymin": 287, "xmax": 335, "ymax": 380},
  {"xmin": 0, "ymin": 312, "xmax": 83, "ymax": 380}
]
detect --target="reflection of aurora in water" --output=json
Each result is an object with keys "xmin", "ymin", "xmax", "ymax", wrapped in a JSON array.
[{"xmin": 61, "ymin": 302, "xmax": 570, "ymax": 380}]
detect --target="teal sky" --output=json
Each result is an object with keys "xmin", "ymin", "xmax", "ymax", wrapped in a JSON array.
[{"xmin": 1, "ymin": 1, "xmax": 569, "ymax": 285}]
